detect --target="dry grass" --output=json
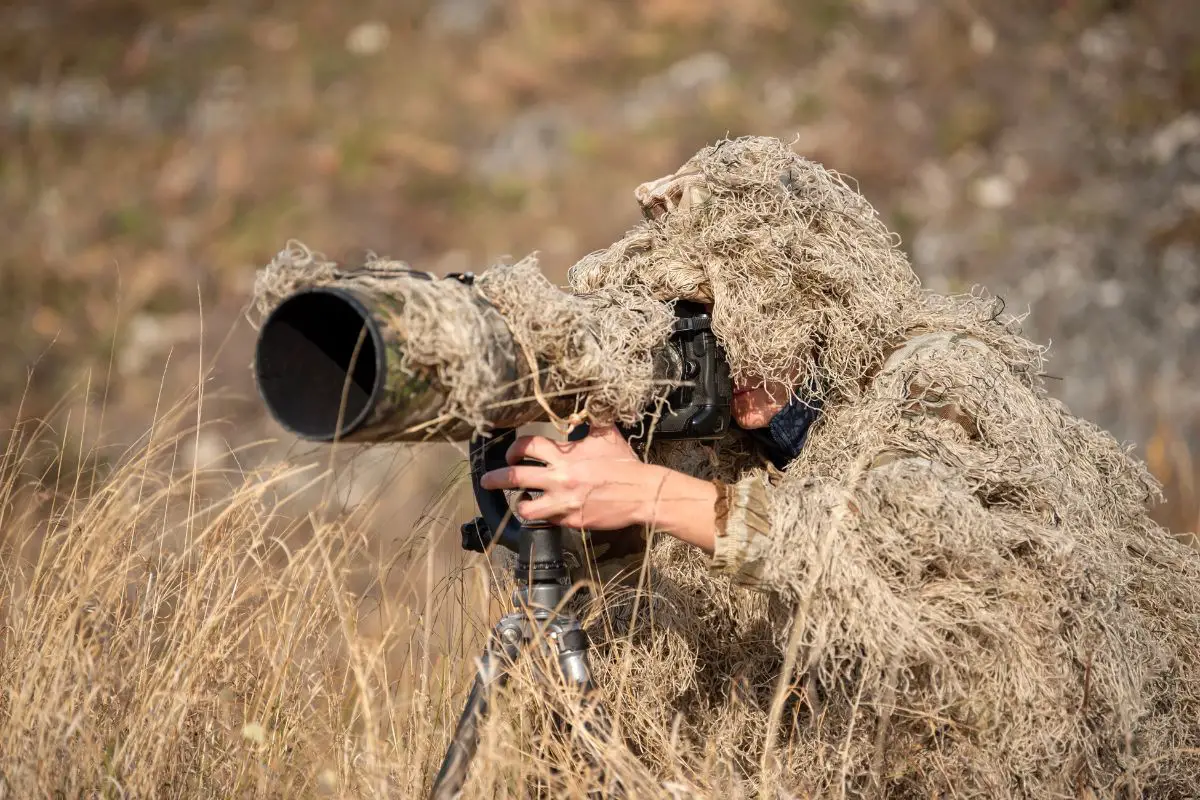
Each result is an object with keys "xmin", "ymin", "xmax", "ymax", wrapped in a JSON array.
[
  {"xmin": 0, "ymin": 382, "xmax": 501, "ymax": 799},
  {"xmin": 6, "ymin": 360, "xmax": 1192, "ymax": 800},
  {"xmin": 1, "ymin": 363, "xmax": 1195, "ymax": 799},
  {"xmin": 0, "ymin": 377, "xmax": 720, "ymax": 798}
]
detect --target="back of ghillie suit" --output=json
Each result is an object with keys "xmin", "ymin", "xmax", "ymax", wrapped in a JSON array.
[{"xmin": 552, "ymin": 136, "xmax": 1200, "ymax": 798}]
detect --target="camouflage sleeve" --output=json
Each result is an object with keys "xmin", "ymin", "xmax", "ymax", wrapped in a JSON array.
[{"xmin": 709, "ymin": 474, "xmax": 776, "ymax": 585}]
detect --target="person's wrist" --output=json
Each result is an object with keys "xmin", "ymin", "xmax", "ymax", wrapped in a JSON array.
[
  {"xmin": 630, "ymin": 463, "xmax": 670, "ymax": 527},
  {"xmin": 631, "ymin": 464, "xmax": 715, "ymax": 526}
]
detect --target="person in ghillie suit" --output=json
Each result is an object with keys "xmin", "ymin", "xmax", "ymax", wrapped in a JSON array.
[
  {"xmin": 251, "ymin": 135, "xmax": 1200, "ymax": 797},
  {"xmin": 473, "ymin": 135, "xmax": 1200, "ymax": 797}
]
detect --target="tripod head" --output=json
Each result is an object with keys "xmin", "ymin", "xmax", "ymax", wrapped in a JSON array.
[
  {"xmin": 461, "ymin": 426, "xmax": 582, "ymax": 612},
  {"xmin": 431, "ymin": 427, "xmax": 607, "ymax": 800},
  {"xmin": 461, "ymin": 428, "xmax": 525, "ymax": 556}
]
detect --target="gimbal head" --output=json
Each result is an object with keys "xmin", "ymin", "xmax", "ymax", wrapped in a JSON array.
[{"xmin": 430, "ymin": 424, "xmax": 602, "ymax": 798}]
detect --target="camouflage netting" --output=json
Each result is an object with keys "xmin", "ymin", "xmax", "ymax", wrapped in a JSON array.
[
  {"xmin": 254, "ymin": 136, "xmax": 1200, "ymax": 797},
  {"xmin": 250, "ymin": 243, "xmax": 676, "ymax": 436}
]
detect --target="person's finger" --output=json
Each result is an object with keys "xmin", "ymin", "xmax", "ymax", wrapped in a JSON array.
[
  {"xmin": 516, "ymin": 494, "xmax": 571, "ymax": 522},
  {"xmin": 505, "ymin": 435, "xmax": 562, "ymax": 466},
  {"xmin": 480, "ymin": 465, "xmax": 554, "ymax": 491}
]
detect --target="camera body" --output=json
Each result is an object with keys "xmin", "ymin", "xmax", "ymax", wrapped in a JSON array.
[
  {"xmin": 461, "ymin": 300, "xmax": 733, "ymax": 555},
  {"xmin": 624, "ymin": 299, "xmax": 733, "ymax": 444}
]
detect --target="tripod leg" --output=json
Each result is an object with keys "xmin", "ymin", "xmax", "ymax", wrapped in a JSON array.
[
  {"xmin": 546, "ymin": 618, "xmax": 625, "ymax": 798},
  {"xmin": 429, "ymin": 613, "xmax": 525, "ymax": 800},
  {"xmin": 549, "ymin": 619, "xmax": 607, "ymax": 728}
]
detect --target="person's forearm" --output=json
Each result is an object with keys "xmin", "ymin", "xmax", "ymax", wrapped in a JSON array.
[{"xmin": 635, "ymin": 464, "xmax": 718, "ymax": 554}]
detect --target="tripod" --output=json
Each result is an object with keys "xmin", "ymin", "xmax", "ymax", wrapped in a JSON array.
[{"xmin": 429, "ymin": 429, "xmax": 612, "ymax": 799}]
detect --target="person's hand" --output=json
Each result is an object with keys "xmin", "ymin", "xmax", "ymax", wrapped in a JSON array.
[{"xmin": 479, "ymin": 426, "xmax": 654, "ymax": 531}]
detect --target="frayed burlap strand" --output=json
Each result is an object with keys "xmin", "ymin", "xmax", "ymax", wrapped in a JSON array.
[
  {"xmin": 249, "ymin": 240, "xmax": 342, "ymax": 324},
  {"xmin": 473, "ymin": 263, "xmax": 676, "ymax": 431},
  {"xmin": 250, "ymin": 241, "xmax": 675, "ymax": 435}
]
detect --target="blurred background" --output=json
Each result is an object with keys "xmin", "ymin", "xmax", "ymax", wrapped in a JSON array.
[{"xmin": 2, "ymin": 0, "xmax": 1197, "ymax": 540}]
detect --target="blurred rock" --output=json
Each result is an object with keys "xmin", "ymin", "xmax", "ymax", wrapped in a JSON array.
[
  {"xmin": 1149, "ymin": 114, "xmax": 1200, "ymax": 165},
  {"xmin": 473, "ymin": 105, "xmax": 575, "ymax": 179},
  {"xmin": 4, "ymin": 80, "xmax": 171, "ymax": 135},
  {"xmin": 971, "ymin": 174, "xmax": 1016, "ymax": 209},
  {"xmin": 969, "ymin": 20, "xmax": 996, "ymax": 56},
  {"xmin": 6, "ymin": 78, "xmax": 110, "ymax": 128},
  {"xmin": 426, "ymin": 0, "xmax": 496, "ymax": 35},
  {"xmin": 1097, "ymin": 279, "xmax": 1125, "ymax": 309},
  {"xmin": 1078, "ymin": 21, "xmax": 1130, "ymax": 64},
  {"xmin": 618, "ymin": 52, "xmax": 732, "ymax": 129},
  {"xmin": 345, "ymin": 21, "xmax": 390, "ymax": 56}
]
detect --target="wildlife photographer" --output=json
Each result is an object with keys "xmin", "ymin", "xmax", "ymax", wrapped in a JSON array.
[
  {"xmin": 475, "ymin": 136, "xmax": 1200, "ymax": 797},
  {"xmin": 252, "ymin": 135, "xmax": 1199, "ymax": 797}
]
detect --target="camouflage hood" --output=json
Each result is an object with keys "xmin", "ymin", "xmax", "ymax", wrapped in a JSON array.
[{"xmin": 568, "ymin": 136, "xmax": 997, "ymax": 404}]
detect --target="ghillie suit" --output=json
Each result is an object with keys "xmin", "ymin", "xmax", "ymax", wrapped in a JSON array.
[
  {"xmin": 253, "ymin": 136, "xmax": 1200, "ymax": 798},
  {"xmin": 558, "ymin": 137, "xmax": 1200, "ymax": 798}
]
